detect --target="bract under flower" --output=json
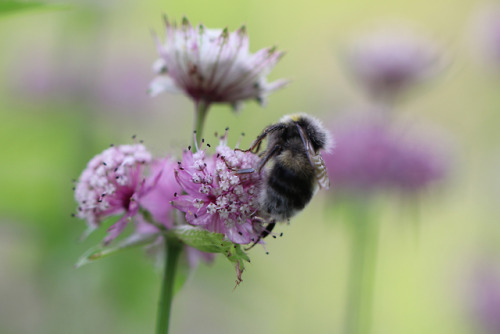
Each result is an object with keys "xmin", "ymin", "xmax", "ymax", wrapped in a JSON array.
[
  {"xmin": 149, "ymin": 16, "xmax": 287, "ymax": 110},
  {"xmin": 172, "ymin": 135, "xmax": 265, "ymax": 244},
  {"xmin": 74, "ymin": 144, "xmax": 152, "ymax": 243}
]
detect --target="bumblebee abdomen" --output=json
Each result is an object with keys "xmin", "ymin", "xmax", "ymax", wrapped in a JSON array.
[{"xmin": 260, "ymin": 163, "xmax": 315, "ymax": 221}]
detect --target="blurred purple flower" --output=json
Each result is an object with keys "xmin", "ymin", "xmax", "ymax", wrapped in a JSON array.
[
  {"xmin": 96, "ymin": 55, "xmax": 153, "ymax": 111},
  {"xmin": 172, "ymin": 134, "xmax": 265, "ymax": 244},
  {"xmin": 150, "ymin": 16, "xmax": 287, "ymax": 110},
  {"xmin": 325, "ymin": 115, "xmax": 447, "ymax": 194},
  {"xmin": 468, "ymin": 262, "xmax": 500, "ymax": 334},
  {"xmin": 470, "ymin": 2, "xmax": 500, "ymax": 71},
  {"xmin": 346, "ymin": 26, "xmax": 442, "ymax": 100},
  {"xmin": 74, "ymin": 144, "xmax": 154, "ymax": 244}
]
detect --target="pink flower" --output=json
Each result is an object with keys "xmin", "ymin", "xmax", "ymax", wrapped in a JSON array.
[
  {"xmin": 470, "ymin": 3, "xmax": 500, "ymax": 71},
  {"xmin": 325, "ymin": 115, "xmax": 447, "ymax": 194},
  {"xmin": 74, "ymin": 144, "xmax": 153, "ymax": 244},
  {"xmin": 130, "ymin": 157, "xmax": 217, "ymax": 266},
  {"xmin": 346, "ymin": 25, "xmax": 442, "ymax": 100},
  {"xmin": 139, "ymin": 157, "xmax": 181, "ymax": 229},
  {"xmin": 467, "ymin": 261, "xmax": 500, "ymax": 334},
  {"xmin": 171, "ymin": 135, "xmax": 265, "ymax": 244},
  {"xmin": 149, "ymin": 16, "xmax": 287, "ymax": 110}
]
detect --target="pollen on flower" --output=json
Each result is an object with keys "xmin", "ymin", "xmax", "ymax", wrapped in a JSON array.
[{"xmin": 171, "ymin": 133, "xmax": 265, "ymax": 244}]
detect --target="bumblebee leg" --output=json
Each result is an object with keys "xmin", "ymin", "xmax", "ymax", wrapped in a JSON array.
[
  {"xmin": 260, "ymin": 220, "xmax": 276, "ymax": 239},
  {"xmin": 235, "ymin": 168, "xmax": 255, "ymax": 174},
  {"xmin": 255, "ymin": 144, "xmax": 281, "ymax": 173},
  {"xmin": 236, "ymin": 144, "xmax": 280, "ymax": 174},
  {"xmin": 245, "ymin": 220, "xmax": 277, "ymax": 251},
  {"xmin": 238, "ymin": 123, "xmax": 286, "ymax": 153}
]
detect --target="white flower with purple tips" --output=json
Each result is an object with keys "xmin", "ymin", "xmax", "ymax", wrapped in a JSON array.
[
  {"xmin": 150, "ymin": 16, "xmax": 287, "ymax": 110},
  {"xmin": 74, "ymin": 144, "xmax": 154, "ymax": 244}
]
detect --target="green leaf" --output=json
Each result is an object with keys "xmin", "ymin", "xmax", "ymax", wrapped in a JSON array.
[
  {"xmin": 75, "ymin": 233, "xmax": 159, "ymax": 268},
  {"xmin": 172, "ymin": 225, "xmax": 233, "ymax": 253},
  {"xmin": 0, "ymin": 1, "xmax": 69, "ymax": 17},
  {"xmin": 172, "ymin": 226, "xmax": 251, "ymax": 283}
]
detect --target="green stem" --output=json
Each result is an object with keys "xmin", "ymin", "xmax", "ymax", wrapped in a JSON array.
[
  {"xmin": 156, "ymin": 236, "xmax": 182, "ymax": 334},
  {"xmin": 154, "ymin": 99, "xmax": 210, "ymax": 333},
  {"xmin": 344, "ymin": 200, "xmax": 379, "ymax": 334},
  {"xmin": 192, "ymin": 100, "xmax": 211, "ymax": 150}
]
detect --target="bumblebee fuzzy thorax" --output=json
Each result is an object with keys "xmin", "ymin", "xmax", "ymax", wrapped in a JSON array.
[{"xmin": 279, "ymin": 113, "xmax": 334, "ymax": 153}]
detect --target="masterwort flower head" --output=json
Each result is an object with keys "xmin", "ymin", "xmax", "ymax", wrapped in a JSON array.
[
  {"xmin": 171, "ymin": 133, "xmax": 265, "ymax": 244},
  {"xmin": 149, "ymin": 16, "xmax": 287, "ymax": 110},
  {"xmin": 345, "ymin": 25, "xmax": 443, "ymax": 100},
  {"xmin": 74, "ymin": 144, "xmax": 153, "ymax": 243},
  {"xmin": 325, "ymin": 114, "xmax": 447, "ymax": 195}
]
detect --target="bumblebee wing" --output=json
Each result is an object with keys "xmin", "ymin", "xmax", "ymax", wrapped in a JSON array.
[
  {"xmin": 296, "ymin": 124, "xmax": 330, "ymax": 190},
  {"xmin": 313, "ymin": 152, "xmax": 330, "ymax": 190}
]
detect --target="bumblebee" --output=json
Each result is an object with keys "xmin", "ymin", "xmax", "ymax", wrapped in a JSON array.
[{"xmin": 239, "ymin": 113, "xmax": 333, "ymax": 247}]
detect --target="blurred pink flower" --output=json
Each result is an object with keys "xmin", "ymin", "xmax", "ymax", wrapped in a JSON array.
[
  {"xmin": 325, "ymin": 115, "xmax": 447, "ymax": 194},
  {"xmin": 172, "ymin": 134, "xmax": 265, "ymax": 244},
  {"xmin": 74, "ymin": 144, "xmax": 154, "ymax": 244},
  {"xmin": 346, "ymin": 26, "xmax": 442, "ymax": 100},
  {"xmin": 470, "ymin": 2, "xmax": 500, "ymax": 71},
  {"xmin": 150, "ymin": 16, "xmax": 287, "ymax": 110},
  {"xmin": 468, "ymin": 262, "xmax": 500, "ymax": 334}
]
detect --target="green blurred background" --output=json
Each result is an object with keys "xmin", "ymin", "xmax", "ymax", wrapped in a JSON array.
[{"xmin": 1, "ymin": 0, "xmax": 499, "ymax": 333}]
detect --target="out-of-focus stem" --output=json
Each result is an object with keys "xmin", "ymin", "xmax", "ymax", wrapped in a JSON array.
[
  {"xmin": 192, "ymin": 100, "xmax": 210, "ymax": 150},
  {"xmin": 156, "ymin": 236, "xmax": 182, "ymax": 334},
  {"xmin": 344, "ymin": 201, "xmax": 379, "ymax": 334}
]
